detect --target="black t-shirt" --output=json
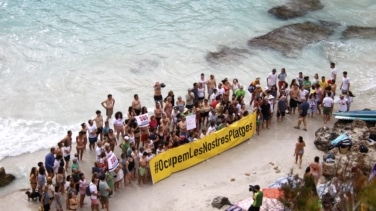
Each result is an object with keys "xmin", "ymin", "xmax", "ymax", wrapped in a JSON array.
[
  {"xmin": 261, "ymin": 103, "xmax": 271, "ymax": 116},
  {"xmin": 300, "ymin": 102, "xmax": 309, "ymax": 116}
]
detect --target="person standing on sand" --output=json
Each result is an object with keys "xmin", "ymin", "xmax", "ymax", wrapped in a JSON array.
[
  {"xmin": 101, "ymin": 94, "xmax": 115, "ymax": 120},
  {"xmin": 309, "ymin": 156, "xmax": 322, "ymax": 184},
  {"xmin": 289, "ymin": 84, "xmax": 299, "ymax": 115},
  {"xmin": 294, "ymin": 98, "xmax": 309, "ymax": 131},
  {"xmin": 138, "ymin": 151, "xmax": 148, "ymax": 186},
  {"xmin": 294, "ymin": 136, "xmax": 306, "ymax": 169},
  {"xmin": 207, "ymin": 74, "xmax": 217, "ymax": 97},
  {"xmin": 277, "ymin": 68, "xmax": 287, "ymax": 90},
  {"xmin": 59, "ymin": 130, "xmax": 72, "ymax": 149},
  {"xmin": 132, "ymin": 94, "xmax": 142, "ymax": 116},
  {"xmin": 322, "ymin": 92, "xmax": 334, "ymax": 124},
  {"xmin": 248, "ymin": 185, "xmax": 263, "ymax": 211},
  {"xmin": 340, "ymin": 71, "xmax": 350, "ymax": 95},
  {"xmin": 76, "ymin": 131, "xmax": 86, "ymax": 161},
  {"xmin": 89, "ymin": 177, "xmax": 100, "ymax": 211},
  {"xmin": 88, "ymin": 119, "xmax": 98, "ymax": 151},
  {"xmin": 29, "ymin": 167, "xmax": 38, "ymax": 193},
  {"xmin": 94, "ymin": 110, "xmax": 104, "ymax": 142},
  {"xmin": 45, "ymin": 147, "xmax": 56, "ymax": 178},
  {"xmin": 154, "ymin": 82, "xmax": 164, "ymax": 108},
  {"xmin": 330, "ymin": 62, "xmax": 337, "ymax": 81},
  {"xmin": 266, "ymin": 68, "xmax": 277, "ymax": 89},
  {"xmin": 198, "ymin": 73, "xmax": 207, "ymax": 95}
]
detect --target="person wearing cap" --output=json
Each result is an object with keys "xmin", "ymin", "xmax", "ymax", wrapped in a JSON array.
[
  {"xmin": 235, "ymin": 85, "xmax": 246, "ymax": 101},
  {"xmin": 266, "ymin": 69, "xmax": 277, "ymax": 89},
  {"xmin": 338, "ymin": 94, "xmax": 348, "ymax": 112},
  {"xmin": 277, "ymin": 68, "xmax": 287, "ymax": 90}
]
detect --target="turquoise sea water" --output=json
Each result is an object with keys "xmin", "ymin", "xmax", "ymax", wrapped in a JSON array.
[{"xmin": 0, "ymin": 0, "xmax": 375, "ymax": 166}]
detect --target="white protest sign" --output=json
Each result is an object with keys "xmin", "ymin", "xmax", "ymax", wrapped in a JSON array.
[
  {"xmin": 136, "ymin": 113, "xmax": 150, "ymax": 127},
  {"xmin": 186, "ymin": 114, "xmax": 196, "ymax": 130},
  {"xmin": 107, "ymin": 152, "xmax": 119, "ymax": 172}
]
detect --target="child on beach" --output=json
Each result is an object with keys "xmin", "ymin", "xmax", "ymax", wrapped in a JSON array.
[{"xmin": 307, "ymin": 94, "xmax": 317, "ymax": 117}]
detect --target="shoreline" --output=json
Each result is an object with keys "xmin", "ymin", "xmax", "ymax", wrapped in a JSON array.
[{"xmin": 0, "ymin": 113, "xmax": 330, "ymax": 210}]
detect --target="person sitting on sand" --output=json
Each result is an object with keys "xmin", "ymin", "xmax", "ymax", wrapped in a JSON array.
[{"xmin": 294, "ymin": 136, "xmax": 306, "ymax": 169}]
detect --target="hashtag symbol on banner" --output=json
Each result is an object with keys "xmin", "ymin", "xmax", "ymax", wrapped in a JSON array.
[{"xmin": 155, "ymin": 161, "xmax": 159, "ymax": 174}]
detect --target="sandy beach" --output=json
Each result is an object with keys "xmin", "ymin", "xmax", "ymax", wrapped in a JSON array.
[{"xmin": 0, "ymin": 110, "xmax": 343, "ymax": 211}]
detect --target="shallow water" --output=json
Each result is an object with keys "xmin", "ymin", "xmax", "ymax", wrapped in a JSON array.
[{"xmin": 0, "ymin": 0, "xmax": 375, "ymax": 190}]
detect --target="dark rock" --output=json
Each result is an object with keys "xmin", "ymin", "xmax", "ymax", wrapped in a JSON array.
[
  {"xmin": 342, "ymin": 26, "xmax": 376, "ymax": 40},
  {"xmin": 211, "ymin": 196, "xmax": 232, "ymax": 209},
  {"xmin": 0, "ymin": 167, "xmax": 16, "ymax": 187},
  {"xmin": 248, "ymin": 22, "xmax": 334, "ymax": 57},
  {"xmin": 268, "ymin": 0, "xmax": 324, "ymax": 20},
  {"xmin": 319, "ymin": 20, "xmax": 342, "ymax": 29},
  {"xmin": 206, "ymin": 46, "xmax": 250, "ymax": 63}
]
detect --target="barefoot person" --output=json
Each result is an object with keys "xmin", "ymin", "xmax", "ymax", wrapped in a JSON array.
[
  {"xmin": 294, "ymin": 136, "xmax": 306, "ymax": 168},
  {"xmin": 76, "ymin": 131, "xmax": 86, "ymax": 161},
  {"xmin": 132, "ymin": 94, "xmax": 142, "ymax": 115},
  {"xmin": 101, "ymin": 94, "xmax": 115, "ymax": 120},
  {"xmin": 294, "ymin": 98, "xmax": 309, "ymax": 131},
  {"xmin": 138, "ymin": 152, "xmax": 148, "ymax": 186},
  {"xmin": 309, "ymin": 156, "xmax": 322, "ymax": 184},
  {"xmin": 93, "ymin": 110, "xmax": 104, "ymax": 142},
  {"xmin": 154, "ymin": 82, "xmax": 164, "ymax": 108}
]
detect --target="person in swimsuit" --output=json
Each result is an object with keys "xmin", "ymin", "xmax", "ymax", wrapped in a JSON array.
[
  {"xmin": 154, "ymin": 103, "xmax": 163, "ymax": 126},
  {"xmin": 107, "ymin": 129, "xmax": 117, "ymax": 152},
  {"xmin": 197, "ymin": 82, "xmax": 205, "ymax": 102},
  {"xmin": 164, "ymin": 97, "xmax": 173, "ymax": 120},
  {"xmin": 206, "ymin": 74, "xmax": 217, "ymax": 97},
  {"xmin": 93, "ymin": 110, "xmax": 104, "ymax": 142},
  {"xmin": 132, "ymin": 94, "xmax": 142, "ymax": 115},
  {"xmin": 29, "ymin": 167, "xmax": 38, "ymax": 193},
  {"xmin": 175, "ymin": 96, "xmax": 185, "ymax": 113},
  {"xmin": 294, "ymin": 136, "xmax": 306, "ymax": 169},
  {"xmin": 138, "ymin": 152, "xmax": 148, "ymax": 186},
  {"xmin": 76, "ymin": 131, "xmax": 86, "ymax": 161},
  {"xmin": 101, "ymin": 94, "xmax": 115, "ymax": 120},
  {"xmin": 201, "ymin": 99, "xmax": 211, "ymax": 127},
  {"xmin": 222, "ymin": 78, "xmax": 231, "ymax": 102},
  {"xmin": 153, "ymin": 82, "xmax": 164, "ymax": 108}
]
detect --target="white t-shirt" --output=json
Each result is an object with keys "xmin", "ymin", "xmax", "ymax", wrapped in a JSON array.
[
  {"xmin": 89, "ymin": 182, "xmax": 98, "ymax": 200},
  {"xmin": 342, "ymin": 77, "xmax": 350, "ymax": 91},
  {"xmin": 209, "ymin": 93, "xmax": 216, "ymax": 103},
  {"xmin": 330, "ymin": 68, "xmax": 337, "ymax": 80},
  {"xmin": 323, "ymin": 97, "xmax": 334, "ymax": 107},
  {"xmin": 63, "ymin": 146, "xmax": 71, "ymax": 158},
  {"xmin": 198, "ymin": 87, "xmax": 205, "ymax": 98},
  {"xmin": 267, "ymin": 73, "xmax": 277, "ymax": 87},
  {"xmin": 88, "ymin": 125, "xmax": 97, "ymax": 138},
  {"xmin": 338, "ymin": 98, "xmax": 348, "ymax": 112},
  {"xmin": 217, "ymin": 87, "xmax": 225, "ymax": 96},
  {"xmin": 299, "ymin": 89, "xmax": 309, "ymax": 101},
  {"xmin": 207, "ymin": 126, "xmax": 216, "ymax": 135},
  {"xmin": 95, "ymin": 146, "xmax": 102, "ymax": 161}
]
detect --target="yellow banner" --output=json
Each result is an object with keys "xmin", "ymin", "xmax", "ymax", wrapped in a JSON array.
[{"xmin": 150, "ymin": 113, "xmax": 256, "ymax": 184}]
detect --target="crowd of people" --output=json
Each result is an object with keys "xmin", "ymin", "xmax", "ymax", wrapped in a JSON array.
[{"xmin": 28, "ymin": 63, "xmax": 354, "ymax": 211}]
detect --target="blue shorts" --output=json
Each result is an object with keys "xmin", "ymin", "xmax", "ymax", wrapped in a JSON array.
[{"xmin": 89, "ymin": 137, "xmax": 98, "ymax": 144}]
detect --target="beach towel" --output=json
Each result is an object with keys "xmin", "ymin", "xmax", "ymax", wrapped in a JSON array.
[{"xmin": 330, "ymin": 133, "xmax": 349, "ymax": 146}]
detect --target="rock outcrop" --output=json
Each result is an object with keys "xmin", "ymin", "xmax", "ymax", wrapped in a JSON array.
[
  {"xmin": 342, "ymin": 26, "xmax": 376, "ymax": 40},
  {"xmin": 314, "ymin": 119, "xmax": 376, "ymax": 178},
  {"xmin": 0, "ymin": 167, "xmax": 15, "ymax": 187},
  {"xmin": 248, "ymin": 22, "xmax": 334, "ymax": 57},
  {"xmin": 206, "ymin": 46, "xmax": 250, "ymax": 63},
  {"xmin": 211, "ymin": 196, "xmax": 232, "ymax": 209},
  {"xmin": 268, "ymin": 0, "xmax": 324, "ymax": 20}
]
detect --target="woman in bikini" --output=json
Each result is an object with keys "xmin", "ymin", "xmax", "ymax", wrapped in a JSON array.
[
  {"xmin": 76, "ymin": 131, "xmax": 86, "ymax": 161},
  {"xmin": 294, "ymin": 136, "xmax": 306, "ymax": 169},
  {"xmin": 29, "ymin": 167, "xmax": 38, "ymax": 193},
  {"xmin": 164, "ymin": 97, "xmax": 173, "ymax": 120},
  {"xmin": 56, "ymin": 166, "xmax": 65, "ymax": 195},
  {"xmin": 175, "ymin": 96, "xmax": 185, "ymax": 113},
  {"xmin": 154, "ymin": 102, "xmax": 163, "ymax": 126},
  {"xmin": 222, "ymin": 78, "xmax": 231, "ymax": 101}
]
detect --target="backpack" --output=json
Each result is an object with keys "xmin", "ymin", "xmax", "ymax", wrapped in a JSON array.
[
  {"xmin": 360, "ymin": 144, "xmax": 369, "ymax": 153},
  {"xmin": 86, "ymin": 185, "xmax": 91, "ymax": 196}
]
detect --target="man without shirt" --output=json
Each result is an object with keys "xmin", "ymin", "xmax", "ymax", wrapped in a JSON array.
[
  {"xmin": 207, "ymin": 74, "xmax": 217, "ymax": 97},
  {"xmin": 101, "ymin": 94, "xmax": 115, "ymax": 120},
  {"xmin": 132, "ymin": 94, "xmax": 142, "ymax": 115},
  {"xmin": 94, "ymin": 110, "xmax": 104, "ymax": 142},
  {"xmin": 289, "ymin": 84, "xmax": 300, "ymax": 115},
  {"xmin": 153, "ymin": 82, "xmax": 164, "ymax": 108},
  {"xmin": 59, "ymin": 130, "xmax": 72, "ymax": 148}
]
